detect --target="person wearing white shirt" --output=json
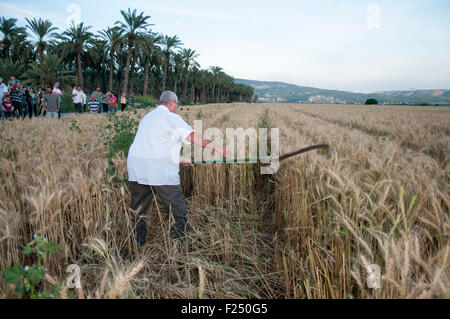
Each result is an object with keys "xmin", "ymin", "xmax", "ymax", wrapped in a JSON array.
[
  {"xmin": 73, "ymin": 86, "xmax": 84, "ymax": 114},
  {"xmin": 127, "ymin": 91, "xmax": 228, "ymax": 244},
  {"xmin": 52, "ymin": 82, "xmax": 63, "ymax": 118},
  {"xmin": 0, "ymin": 77, "xmax": 8, "ymax": 118}
]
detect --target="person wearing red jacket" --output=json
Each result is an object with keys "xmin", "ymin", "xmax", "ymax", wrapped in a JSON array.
[{"xmin": 2, "ymin": 95, "xmax": 14, "ymax": 120}]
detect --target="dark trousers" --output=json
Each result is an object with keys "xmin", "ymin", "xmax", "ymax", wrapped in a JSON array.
[
  {"xmin": 102, "ymin": 103, "xmax": 109, "ymax": 114},
  {"xmin": 12, "ymin": 100, "xmax": 22, "ymax": 118},
  {"xmin": 74, "ymin": 103, "xmax": 82, "ymax": 114},
  {"xmin": 129, "ymin": 182, "xmax": 190, "ymax": 244},
  {"xmin": 121, "ymin": 103, "xmax": 127, "ymax": 112}
]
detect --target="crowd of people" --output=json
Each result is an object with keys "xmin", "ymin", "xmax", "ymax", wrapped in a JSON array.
[{"xmin": 0, "ymin": 76, "xmax": 134, "ymax": 120}]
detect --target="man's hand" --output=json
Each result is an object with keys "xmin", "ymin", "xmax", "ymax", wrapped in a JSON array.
[
  {"xmin": 188, "ymin": 132, "xmax": 228, "ymax": 157},
  {"xmin": 180, "ymin": 157, "xmax": 193, "ymax": 167},
  {"xmin": 214, "ymin": 145, "xmax": 228, "ymax": 157}
]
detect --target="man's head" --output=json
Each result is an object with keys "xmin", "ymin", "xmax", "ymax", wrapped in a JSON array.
[
  {"xmin": 91, "ymin": 96, "xmax": 96, "ymax": 101},
  {"xmin": 54, "ymin": 82, "xmax": 60, "ymax": 88},
  {"xmin": 159, "ymin": 90, "xmax": 180, "ymax": 113},
  {"xmin": 46, "ymin": 86, "xmax": 53, "ymax": 93},
  {"xmin": 96, "ymin": 87, "xmax": 100, "ymax": 92}
]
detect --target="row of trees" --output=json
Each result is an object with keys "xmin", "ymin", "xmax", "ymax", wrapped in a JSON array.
[{"xmin": 0, "ymin": 8, "xmax": 255, "ymax": 103}]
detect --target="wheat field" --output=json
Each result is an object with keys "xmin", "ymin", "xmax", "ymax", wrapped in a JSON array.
[{"xmin": 0, "ymin": 103, "xmax": 449, "ymax": 299}]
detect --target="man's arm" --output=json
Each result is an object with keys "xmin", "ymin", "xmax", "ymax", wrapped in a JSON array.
[{"xmin": 187, "ymin": 132, "xmax": 228, "ymax": 157}]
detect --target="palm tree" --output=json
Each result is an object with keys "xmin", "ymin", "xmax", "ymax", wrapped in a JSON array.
[
  {"xmin": 0, "ymin": 17, "xmax": 26, "ymax": 60},
  {"xmin": 100, "ymin": 26, "xmax": 124, "ymax": 92},
  {"xmin": 25, "ymin": 18, "xmax": 58, "ymax": 59},
  {"xmin": 87, "ymin": 38, "xmax": 107, "ymax": 89},
  {"xmin": 172, "ymin": 52, "xmax": 184, "ymax": 94},
  {"xmin": 0, "ymin": 58, "xmax": 25, "ymax": 80},
  {"xmin": 58, "ymin": 22, "xmax": 93, "ymax": 87},
  {"xmin": 209, "ymin": 66, "xmax": 223, "ymax": 102},
  {"xmin": 22, "ymin": 54, "xmax": 74, "ymax": 88},
  {"xmin": 161, "ymin": 34, "xmax": 183, "ymax": 92},
  {"xmin": 180, "ymin": 48, "xmax": 199, "ymax": 100},
  {"xmin": 140, "ymin": 32, "xmax": 161, "ymax": 96},
  {"xmin": 115, "ymin": 8, "xmax": 151, "ymax": 96}
]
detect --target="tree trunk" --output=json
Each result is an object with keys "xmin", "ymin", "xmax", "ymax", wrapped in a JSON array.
[
  {"xmin": 182, "ymin": 64, "xmax": 190, "ymax": 99},
  {"xmin": 129, "ymin": 52, "xmax": 136, "ymax": 96},
  {"xmin": 76, "ymin": 47, "xmax": 83, "ymax": 87},
  {"xmin": 190, "ymin": 79, "xmax": 195, "ymax": 104},
  {"xmin": 4, "ymin": 44, "xmax": 9, "ymax": 60},
  {"xmin": 173, "ymin": 75, "xmax": 178, "ymax": 94},
  {"xmin": 143, "ymin": 57, "xmax": 150, "ymax": 96},
  {"xmin": 122, "ymin": 37, "xmax": 133, "ymax": 96},
  {"xmin": 108, "ymin": 49, "xmax": 114, "ymax": 91},
  {"xmin": 162, "ymin": 52, "xmax": 170, "ymax": 92}
]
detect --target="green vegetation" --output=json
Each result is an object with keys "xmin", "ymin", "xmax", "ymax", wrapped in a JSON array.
[
  {"xmin": 2, "ymin": 235, "xmax": 62, "ymax": 299},
  {"xmin": 99, "ymin": 110, "xmax": 141, "ymax": 177},
  {"xmin": 365, "ymin": 98, "xmax": 379, "ymax": 105}
]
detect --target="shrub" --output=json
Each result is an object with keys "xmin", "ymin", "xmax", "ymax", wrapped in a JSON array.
[
  {"xmin": 365, "ymin": 98, "xmax": 379, "ymax": 105},
  {"xmin": 2, "ymin": 235, "xmax": 62, "ymax": 299}
]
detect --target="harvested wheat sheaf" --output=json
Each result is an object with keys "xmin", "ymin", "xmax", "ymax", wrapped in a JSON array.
[{"xmin": 0, "ymin": 103, "xmax": 449, "ymax": 299}]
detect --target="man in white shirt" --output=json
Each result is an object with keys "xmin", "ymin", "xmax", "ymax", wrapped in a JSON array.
[
  {"xmin": 127, "ymin": 91, "xmax": 228, "ymax": 244},
  {"xmin": 52, "ymin": 82, "xmax": 63, "ymax": 118}
]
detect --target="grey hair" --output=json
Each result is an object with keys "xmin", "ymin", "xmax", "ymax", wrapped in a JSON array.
[
  {"xmin": 0, "ymin": 77, "xmax": 3, "ymax": 82},
  {"xmin": 159, "ymin": 90, "xmax": 178, "ymax": 106}
]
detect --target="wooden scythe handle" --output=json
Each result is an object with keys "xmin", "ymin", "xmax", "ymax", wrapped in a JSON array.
[{"xmin": 278, "ymin": 144, "xmax": 330, "ymax": 162}]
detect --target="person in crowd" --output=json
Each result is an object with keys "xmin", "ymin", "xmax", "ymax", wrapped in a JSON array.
[
  {"xmin": 2, "ymin": 95, "xmax": 13, "ymax": 120},
  {"xmin": 109, "ymin": 91, "xmax": 118, "ymax": 113},
  {"xmin": 21, "ymin": 86, "xmax": 30, "ymax": 120},
  {"xmin": 10, "ymin": 80, "xmax": 23, "ymax": 118},
  {"xmin": 8, "ymin": 76, "xmax": 18, "ymax": 92},
  {"xmin": 80, "ymin": 88, "xmax": 87, "ymax": 113},
  {"xmin": 52, "ymin": 82, "xmax": 63, "ymax": 118},
  {"xmin": 72, "ymin": 86, "xmax": 83, "ymax": 114},
  {"xmin": 102, "ymin": 91, "xmax": 110, "ymax": 114},
  {"xmin": 130, "ymin": 95, "xmax": 135, "ymax": 106},
  {"xmin": 29, "ymin": 88, "xmax": 37, "ymax": 118},
  {"xmin": 37, "ymin": 87, "xmax": 45, "ymax": 117},
  {"xmin": 91, "ymin": 87, "xmax": 103, "ymax": 108},
  {"xmin": 42, "ymin": 85, "xmax": 60, "ymax": 119},
  {"xmin": 71, "ymin": 84, "xmax": 77, "ymax": 113},
  {"xmin": 88, "ymin": 96, "xmax": 100, "ymax": 114},
  {"xmin": 120, "ymin": 93, "xmax": 127, "ymax": 112},
  {"xmin": 0, "ymin": 77, "xmax": 8, "ymax": 119}
]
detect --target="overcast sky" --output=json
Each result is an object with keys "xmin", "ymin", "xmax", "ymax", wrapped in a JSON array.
[{"xmin": 1, "ymin": 0, "xmax": 449, "ymax": 93}]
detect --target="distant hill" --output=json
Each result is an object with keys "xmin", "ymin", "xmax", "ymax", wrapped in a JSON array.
[{"xmin": 235, "ymin": 79, "xmax": 450, "ymax": 105}]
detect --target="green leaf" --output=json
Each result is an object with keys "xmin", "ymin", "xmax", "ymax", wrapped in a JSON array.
[
  {"xmin": 2, "ymin": 264, "xmax": 25, "ymax": 285},
  {"xmin": 28, "ymin": 268, "xmax": 44, "ymax": 285},
  {"xmin": 22, "ymin": 246, "xmax": 33, "ymax": 255},
  {"xmin": 46, "ymin": 242, "xmax": 60, "ymax": 253}
]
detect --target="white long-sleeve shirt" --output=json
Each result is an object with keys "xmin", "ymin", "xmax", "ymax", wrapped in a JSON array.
[{"xmin": 127, "ymin": 105, "xmax": 195, "ymax": 186}]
